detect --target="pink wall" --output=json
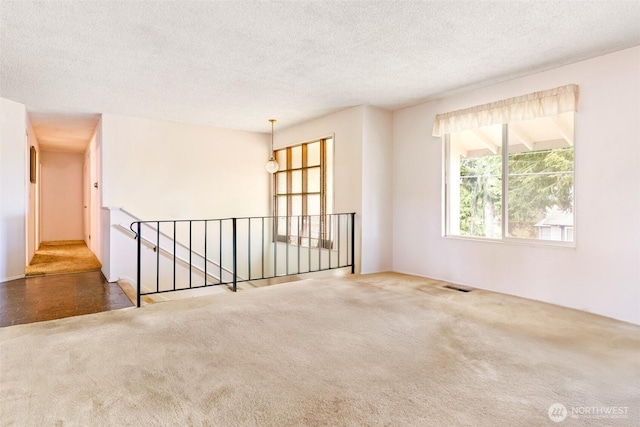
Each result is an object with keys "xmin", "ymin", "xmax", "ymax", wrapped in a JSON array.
[
  {"xmin": 392, "ymin": 47, "xmax": 640, "ymax": 324},
  {"xmin": 40, "ymin": 151, "xmax": 84, "ymax": 241}
]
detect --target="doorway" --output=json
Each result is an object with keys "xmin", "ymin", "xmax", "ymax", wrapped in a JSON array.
[{"xmin": 25, "ymin": 113, "xmax": 102, "ymax": 275}]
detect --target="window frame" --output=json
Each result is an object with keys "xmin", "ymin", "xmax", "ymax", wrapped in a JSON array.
[
  {"xmin": 273, "ymin": 136, "xmax": 334, "ymax": 248},
  {"xmin": 443, "ymin": 121, "xmax": 576, "ymax": 248}
]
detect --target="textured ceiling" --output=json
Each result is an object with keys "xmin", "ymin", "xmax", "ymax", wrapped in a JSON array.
[
  {"xmin": 28, "ymin": 113, "xmax": 100, "ymax": 153},
  {"xmin": 1, "ymin": 0, "xmax": 639, "ymax": 151}
]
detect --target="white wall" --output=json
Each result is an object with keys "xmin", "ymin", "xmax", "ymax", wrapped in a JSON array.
[
  {"xmin": 276, "ymin": 107, "xmax": 364, "ymax": 272},
  {"xmin": 40, "ymin": 151, "xmax": 84, "ymax": 241},
  {"xmin": 26, "ymin": 117, "xmax": 40, "ymax": 262},
  {"xmin": 85, "ymin": 119, "xmax": 102, "ymax": 260},
  {"xmin": 362, "ymin": 107, "xmax": 393, "ymax": 273},
  {"xmin": 83, "ymin": 144, "xmax": 91, "ymax": 244},
  {"xmin": 276, "ymin": 106, "xmax": 394, "ymax": 274},
  {"xmin": 276, "ymin": 107, "xmax": 365, "ymax": 216},
  {"xmin": 392, "ymin": 46, "xmax": 640, "ymax": 324},
  {"xmin": 0, "ymin": 98, "xmax": 27, "ymax": 281},
  {"xmin": 101, "ymin": 114, "xmax": 270, "ymax": 219},
  {"xmin": 100, "ymin": 207, "xmax": 112, "ymax": 281},
  {"xmin": 100, "ymin": 114, "xmax": 270, "ymax": 282},
  {"xmin": 101, "ymin": 109, "xmax": 393, "ymax": 282}
]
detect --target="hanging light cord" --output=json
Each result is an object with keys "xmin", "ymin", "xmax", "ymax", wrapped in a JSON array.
[
  {"xmin": 270, "ymin": 119, "xmax": 276, "ymax": 154},
  {"xmin": 265, "ymin": 119, "xmax": 279, "ymax": 173}
]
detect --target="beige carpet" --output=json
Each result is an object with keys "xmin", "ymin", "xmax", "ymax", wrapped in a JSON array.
[
  {"xmin": 26, "ymin": 240, "xmax": 102, "ymax": 276},
  {"xmin": 0, "ymin": 273, "xmax": 638, "ymax": 426}
]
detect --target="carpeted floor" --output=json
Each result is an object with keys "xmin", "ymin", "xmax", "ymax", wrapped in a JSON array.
[
  {"xmin": 26, "ymin": 240, "xmax": 102, "ymax": 276},
  {"xmin": 0, "ymin": 273, "xmax": 638, "ymax": 426}
]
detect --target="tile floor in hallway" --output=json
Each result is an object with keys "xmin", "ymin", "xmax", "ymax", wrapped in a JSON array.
[{"xmin": 0, "ymin": 271, "xmax": 133, "ymax": 327}]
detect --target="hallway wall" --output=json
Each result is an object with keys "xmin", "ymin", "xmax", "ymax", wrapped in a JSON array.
[
  {"xmin": 84, "ymin": 120, "xmax": 102, "ymax": 261},
  {"xmin": 40, "ymin": 151, "xmax": 84, "ymax": 241},
  {"xmin": 0, "ymin": 98, "xmax": 27, "ymax": 282},
  {"xmin": 26, "ymin": 117, "xmax": 41, "ymax": 263}
]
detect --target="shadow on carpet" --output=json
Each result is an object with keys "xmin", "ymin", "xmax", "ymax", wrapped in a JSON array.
[{"xmin": 1, "ymin": 273, "xmax": 638, "ymax": 426}]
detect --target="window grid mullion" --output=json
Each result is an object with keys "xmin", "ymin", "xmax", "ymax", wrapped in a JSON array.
[
  {"xmin": 301, "ymin": 144, "xmax": 308, "ymax": 246},
  {"xmin": 501, "ymin": 123, "xmax": 508, "ymax": 240},
  {"xmin": 286, "ymin": 147, "xmax": 292, "ymax": 239},
  {"xmin": 320, "ymin": 138, "xmax": 326, "ymax": 247},
  {"xmin": 302, "ymin": 143, "xmax": 308, "ymax": 218}
]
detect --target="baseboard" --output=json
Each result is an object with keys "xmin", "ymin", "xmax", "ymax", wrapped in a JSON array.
[
  {"xmin": 0, "ymin": 274, "xmax": 26, "ymax": 283},
  {"xmin": 118, "ymin": 275, "xmax": 136, "ymax": 287},
  {"xmin": 115, "ymin": 279, "xmax": 137, "ymax": 306}
]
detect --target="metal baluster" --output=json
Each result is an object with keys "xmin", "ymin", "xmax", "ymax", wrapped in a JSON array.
[
  {"xmin": 318, "ymin": 214, "xmax": 321, "ymax": 271},
  {"xmin": 297, "ymin": 215, "xmax": 301, "ymax": 274},
  {"xmin": 328, "ymin": 215, "xmax": 332, "ymax": 270},
  {"xmin": 204, "ymin": 221, "xmax": 207, "ymax": 286},
  {"xmin": 350, "ymin": 213, "xmax": 355, "ymax": 274},
  {"xmin": 248, "ymin": 218, "xmax": 251, "ymax": 281},
  {"xmin": 337, "ymin": 214, "xmax": 341, "ymax": 268},
  {"xmin": 307, "ymin": 215, "xmax": 311, "ymax": 273},
  {"xmin": 156, "ymin": 221, "xmax": 160, "ymax": 293},
  {"xmin": 136, "ymin": 222, "xmax": 141, "ymax": 307},
  {"xmin": 173, "ymin": 221, "xmax": 176, "ymax": 291},
  {"xmin": 232, "ymin": 218, "xmax": 237, "ymax": 292}
]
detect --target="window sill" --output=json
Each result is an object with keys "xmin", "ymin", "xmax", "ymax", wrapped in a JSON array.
[{"xmin": 443, "ymin": 234, "xmax": 576, "ymax": 249}]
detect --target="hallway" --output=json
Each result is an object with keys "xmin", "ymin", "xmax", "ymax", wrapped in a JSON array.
[
  {"xmin": 26, "ymin": 240, "xmax": 101, "ymax": 276},
  {"xmin": 0, "ymin": 271, "xmax": 132, "ymax": 327}
]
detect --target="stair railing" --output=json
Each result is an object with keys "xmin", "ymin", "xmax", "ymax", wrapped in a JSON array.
[{"xmin": 131, "ymin": 213, "xmax": 356, "ymax": 307}]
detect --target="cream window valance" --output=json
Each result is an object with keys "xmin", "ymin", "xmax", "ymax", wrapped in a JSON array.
[{"xmin": 432, "ymin": 84, "xmax": 579, "ymax": 137}]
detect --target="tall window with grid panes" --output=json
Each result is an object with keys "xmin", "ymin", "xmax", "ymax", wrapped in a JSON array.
[{"xmin": 273, "ymin": 137, "xmax": 333, "ymax": 248}]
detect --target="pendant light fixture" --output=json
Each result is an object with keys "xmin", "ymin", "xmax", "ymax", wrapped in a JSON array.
[{"xmin": 265, "ymin": 119, "xmax": 279, "ymax": 173}]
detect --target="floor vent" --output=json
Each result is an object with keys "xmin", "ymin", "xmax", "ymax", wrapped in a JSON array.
[{"xmin": 442, "ymin": 284, "xmax": 473, "ymax": 293}]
